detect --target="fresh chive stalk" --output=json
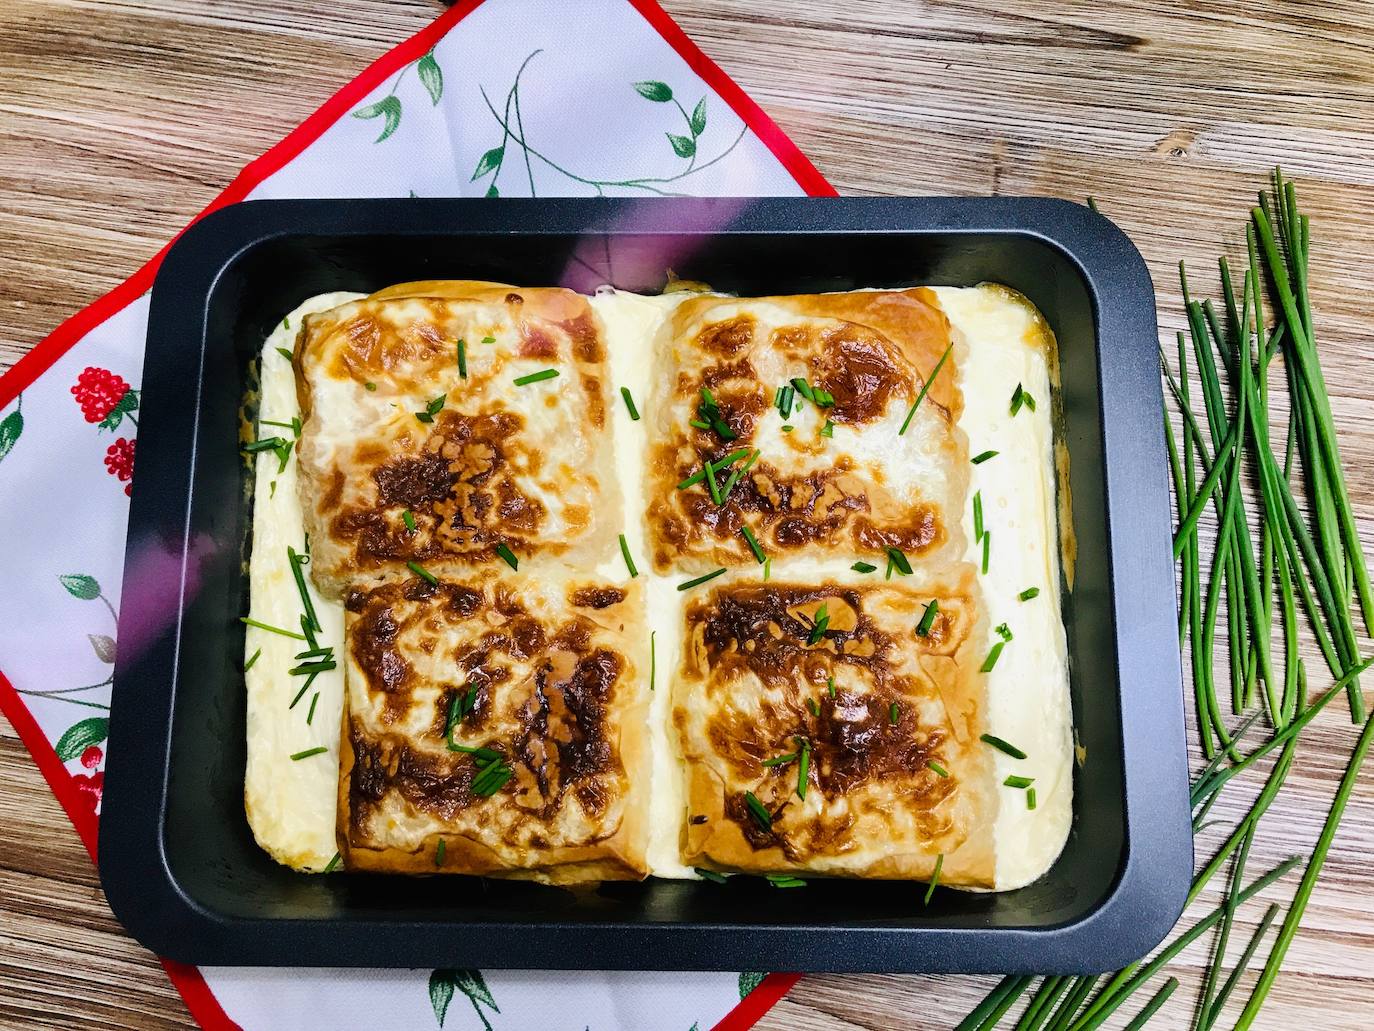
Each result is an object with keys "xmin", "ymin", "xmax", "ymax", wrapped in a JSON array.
[
  {"xmin": 916, "ymin": 600, "xmax": 939, "ymax": 636},
  {"xmin": 618, "ymin": 533, "xmax": 639, "ymax": 578},
  {"xmin": 898, "ymin": 342, "xmax": 953, "ymax": 436}
]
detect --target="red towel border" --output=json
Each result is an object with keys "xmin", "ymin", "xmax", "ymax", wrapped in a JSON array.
[{"xmin": 0, "ymin": 1, "xmax": 832, "ymax": 1026}]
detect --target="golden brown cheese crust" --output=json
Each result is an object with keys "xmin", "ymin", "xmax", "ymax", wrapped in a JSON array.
[
  {"xmin": 337, "ymin": 570, "xmax": 650, "ymax": 882},
  {"xmin": 294, "ymin": 281, "xmax": 616, "ymax": 598},
  {"xmin": 646, "ymin": 289, "xmax": 964, "ymax": 573},
  {"xmin": 674, "ymin": 574, "xmax": 996, "ymax": 885}
]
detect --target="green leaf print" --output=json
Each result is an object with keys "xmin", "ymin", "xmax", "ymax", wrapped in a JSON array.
[
  {"xmin": 738, "ymin": 972, "xmax": 767, "ymax": 999},
  {"xmin": 88, "ymin": 634, "xmax": 116, "ymax": 664},
  {"xmin": 689, "ymin": 97, "xmax": 707, "ymax": 136},
  {"xmin": 472, "ymin": 145, "xmax": 505, "ymax": 181},
  {"xmin": 98, "ymin": 388, "xmax": 139, "ymax": 432},
  {"xmin": 429, "ymin": 969, "xmax": 499, "ymax": 1030},
  {"xmin": 353, "ymin": 95, "xmax": 402, "ymax": 143},
  {"xmin": 54, "ymin": 717, "xmax": 109, "ymax": 762},
  {"xmin": 485, "ymin": 183, "xmax": 499, "ymax": 198},
  {"xmin": 418, "ymin": 52, "xmax": 443, "ymax": 105},
  {"xmin": 58, "ymin": 574, "xmax": 102, "ymax": 600},
  {"xmin": 667, "ymin": 133, "xmax": 696, "ymax": 159},
  {"xmin": 0, "ymin": 404, "xmax": 21, "ymax": 464},
  {"xmin": 633, "ymin": 80, "xmax": 674, "ymax": 102}
]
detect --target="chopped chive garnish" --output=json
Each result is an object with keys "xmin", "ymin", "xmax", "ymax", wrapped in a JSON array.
[
  {"xmin": 980, "ymin": 733, "xmax": 1027, "ymax": 759},
  {"xmin": 790, "ymin": 377, "xmax": 815, "ymax": 402},
  {"xmin": 887, "ymin": 547, "xmax": 913, "ymax": 576},
  {"xmin": 481, "ymin": 336, "xmax": 495, "ymax": 344},
  {"xmin": 767, "ymin": 873, "xmax": 806, "ymax": 888},
  {"xmin": 899, "ymin": 341, "xmax": 953, "ymax": 436},
  {"xmin": 677, "ymin": 448, "xmax": 750, "ymax": 490},
  {"xmin": 289, "ymin": 660, "xmax": 337, "ymax": 676},
  {"xmin": 1010, "ymin": 383, "xmax": 1037, "ymax": 415},
  {"xmin": 470, "ymin": 757, "xmax": 514, "ymax": 797},
  {"xmin": 678, "ymin": 568, "xmax": 727, "ymax": 592},
  {"xmin": 923, "ymin": 854, "xmax": 944, "ymax": 906},
  {"xmin": 703, "ymin": 458, "xmax": 723, "ymax": 505},
  {"xmin": 307, "ymin": 693, "xmax": 320, "ymax": 725},
  {"xmin": 773, "ymin": 386, "xmax": 784, "ymax": 406},
  {"xmin": 650, "ymin": 630, "xmax": 657, "ymax": 692},
  {"xmin": 402, "ymin": 509, "xmax": 417, "ymax": 533},
  {"xmin": 981, "ymin": 532, "xmax": 991, "ymax": 575},
  {"xmin": 275, "ymin": 346, "xmax": 294, "ymax": 362},
  {"xmin": 695, "ymin": 867, "xmax": 729, "ymax": 884},
  {"xmin": 851, "ymin": 561, "xmax": 877, "ymax": 574},
  {"xmin": 889, "ymin": 701, "xmax": 901, "ymax": 725},
  {"xmin": 293, "ymin": 646, "xmax": 332, "ymax": 662},
  {"xmin": 696, "ymin": 386, "xmax": 737, "ymax": 440},
  {"xmin": 495, "ymin": 543, "xmax": 519, "ymax": 570},
  {"xmin": 415, "ymin": 393, "xmax": 447, "ymax": 423},
  {"xmin": 796, "ymin": 740, "xmax": 811, "ymax": 800},
  {"xmin": 270, "ymin": 480, "xmax": 277, "ymax": 498},
  {"xmin": 407, "ymin": 560, "xmax": 438, "ymax": 585},
  {"xmin": 827, "ymin": 676, "xmax": 836, "ymax": 698},
  {"xmin": 1027, "ymin": 788, "xmax": 1037, "ymax": 810},
  {"xmin": 288, "ymin": 546, "xmax": 321, "ymax": 633},
  {"xmin": 289, "ymin": 678, "xmax": 313, "ymax": 709},
  {"xmin": 719, "ymin": 448, "xmax": 760, "ymax": 501},
  {"xmin": 980, "ymin": 640, "xmax": 1005, "ymax": 672},
  {"xmin": 995, "ymin": 622, "xmax": 1013, "ymax": 642},
  {"xmin": 242, "ymin": 435, "xmax": 289, "ymax": 453},
  {"xmin": 1019, "ymin": 587, "xmax": 1040, "ymax": 601},
  {"xmin": 916, "ymin": 600, "xmax": 940, "ymax": 636},
  {"xmin": 620, "ymin": 386, "xmax": 641, "ymax": 420},
  {"xmin": 322, "ymin": 852, "xmax": 341, "ymax": 873},
  {"xmin": 813, "ymin": 388, "xmax": 835, "ymax": 407},
  {"xmin": 300, "ymin": 613, "xmax": 318, "ymax": 651},
  {"xmin": 618, "ymin": 533, "xmax": 639, "ymax": 577},
  {"xmin": 689, "ymin": 418, "xmax": 710, "ymax": 430},
  {"xmin": 781, "ymin": 425, "xmax": 794, "ymax": 433},
  {"xmin": 241, "ymin": 617, "xmax": 307, "ymax": 641},
  {"xmin": 819, "ymin": 419, "xmax": 835, "ymax": 438},
  {"xmin": 444, "ymin": 693, "xmax": 465, "ymax": 748},
  {"xmin": 291, "ymin": 416, "xmax": 302, "ymax": 438},
  {"xmin": 244, "ymin": 648, "xmax": 261, "ymax": 672},
  {"xmin": 260, "ymin": 419, "xmax": 295, "ymax": 431},
  {"xmin": 743, "ymin": 791, "xmax": 773, "ymax": 831},
  {"xmin": 806, "ymin": 602, "xmax": 830, "ymax": 646},
  {"xmin": 513, "ymin": 368, "xmax": 559, "ymax": 386},
  {"xmin": 290, "ymin": 746, "xmax": 327, "ymax": 761},
  {"xmin": 364, "ymin": 381, "xmax": 377, "ymax": 391},
  {"xmin": 457, "ymin": 338, "xmax": 467, "ymax": 378},
  {"xmin": 973, "ymin": 491, "xmax": 984, "ymax": 540},
  {"xmin": 740, "ymin": 524, "xmax": 767, "ymax": 564},
  {"xmin": 762, "ymin": 752, "xmax": 798, "ymax": 767},
  {"xmin": 928, "ymin": 760, "xmax": 950, "ymax": 778},
  {"xmin": 762, "ymin": 557, "xmax": 772, "ymax": 581},
  {"xmin": 449, "ymin": 743, "xmax": 503, "ymax": 761},
  {"xmin": 281, "ymin": 316, "xmax": 290, "ymax": 330},
  {"xmin": 807, "ymin": 697, "xmax": 820, "ymax": 717},
  {"xmin": 1004, "ymin": 775, "xmax": 1035, "ymax": 789},
  {"xmin": 435, "ymin": 839, "xmax": 446, "ymax": 867},
  {"xmin": 971, "ymin": 450, "xmax": 999, "ymax": 464}
]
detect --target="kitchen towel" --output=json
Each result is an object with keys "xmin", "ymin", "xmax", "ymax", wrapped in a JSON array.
[{"xmin": 0, "ymin": 1, "xmax": 833, "ymax": 1028}]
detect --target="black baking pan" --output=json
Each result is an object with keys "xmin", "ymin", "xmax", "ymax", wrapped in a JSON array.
[{"xmin": 100, "ymin": 197, "xmax": 1190, "ymax": 973}]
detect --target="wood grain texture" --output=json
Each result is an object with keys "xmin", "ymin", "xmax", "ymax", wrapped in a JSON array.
[{"xmin": 2, "ymin": 0, "xmax": 1373, "ymax": 1028}]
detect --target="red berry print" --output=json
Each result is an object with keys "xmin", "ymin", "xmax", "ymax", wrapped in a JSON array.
[
  {"xmin": 72, "ymin": 367, "xmax": 131, "ymax": 424},
  {"xmin": 73, "ymin": 771, "xmax": 104, "ymax": 813},
  {"xmin": 105, "ymin": 437, "xmax": 136, "ymax": 495},
  {"xmin": 81, "ymin": 745, "xmax": 103, "ymax": 769}
]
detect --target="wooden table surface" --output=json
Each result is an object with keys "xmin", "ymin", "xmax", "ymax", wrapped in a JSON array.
[{"xmin": 3, "ymin": 1, "xmax": 1373, "ymax": 1028}]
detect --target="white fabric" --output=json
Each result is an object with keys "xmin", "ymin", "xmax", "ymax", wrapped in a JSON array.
[{"xmin": 0, "ymin": 0, "xmax": 807, "ymax": 1028}]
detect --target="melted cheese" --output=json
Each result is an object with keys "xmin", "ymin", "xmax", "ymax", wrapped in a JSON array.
[
  {"xmin": 244, "ymin": 291, "xmax": 363, "ymax": 871},
  {"xmin": 247, "ymin": 285, "xmax": 1071, "ymax": 890}
]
